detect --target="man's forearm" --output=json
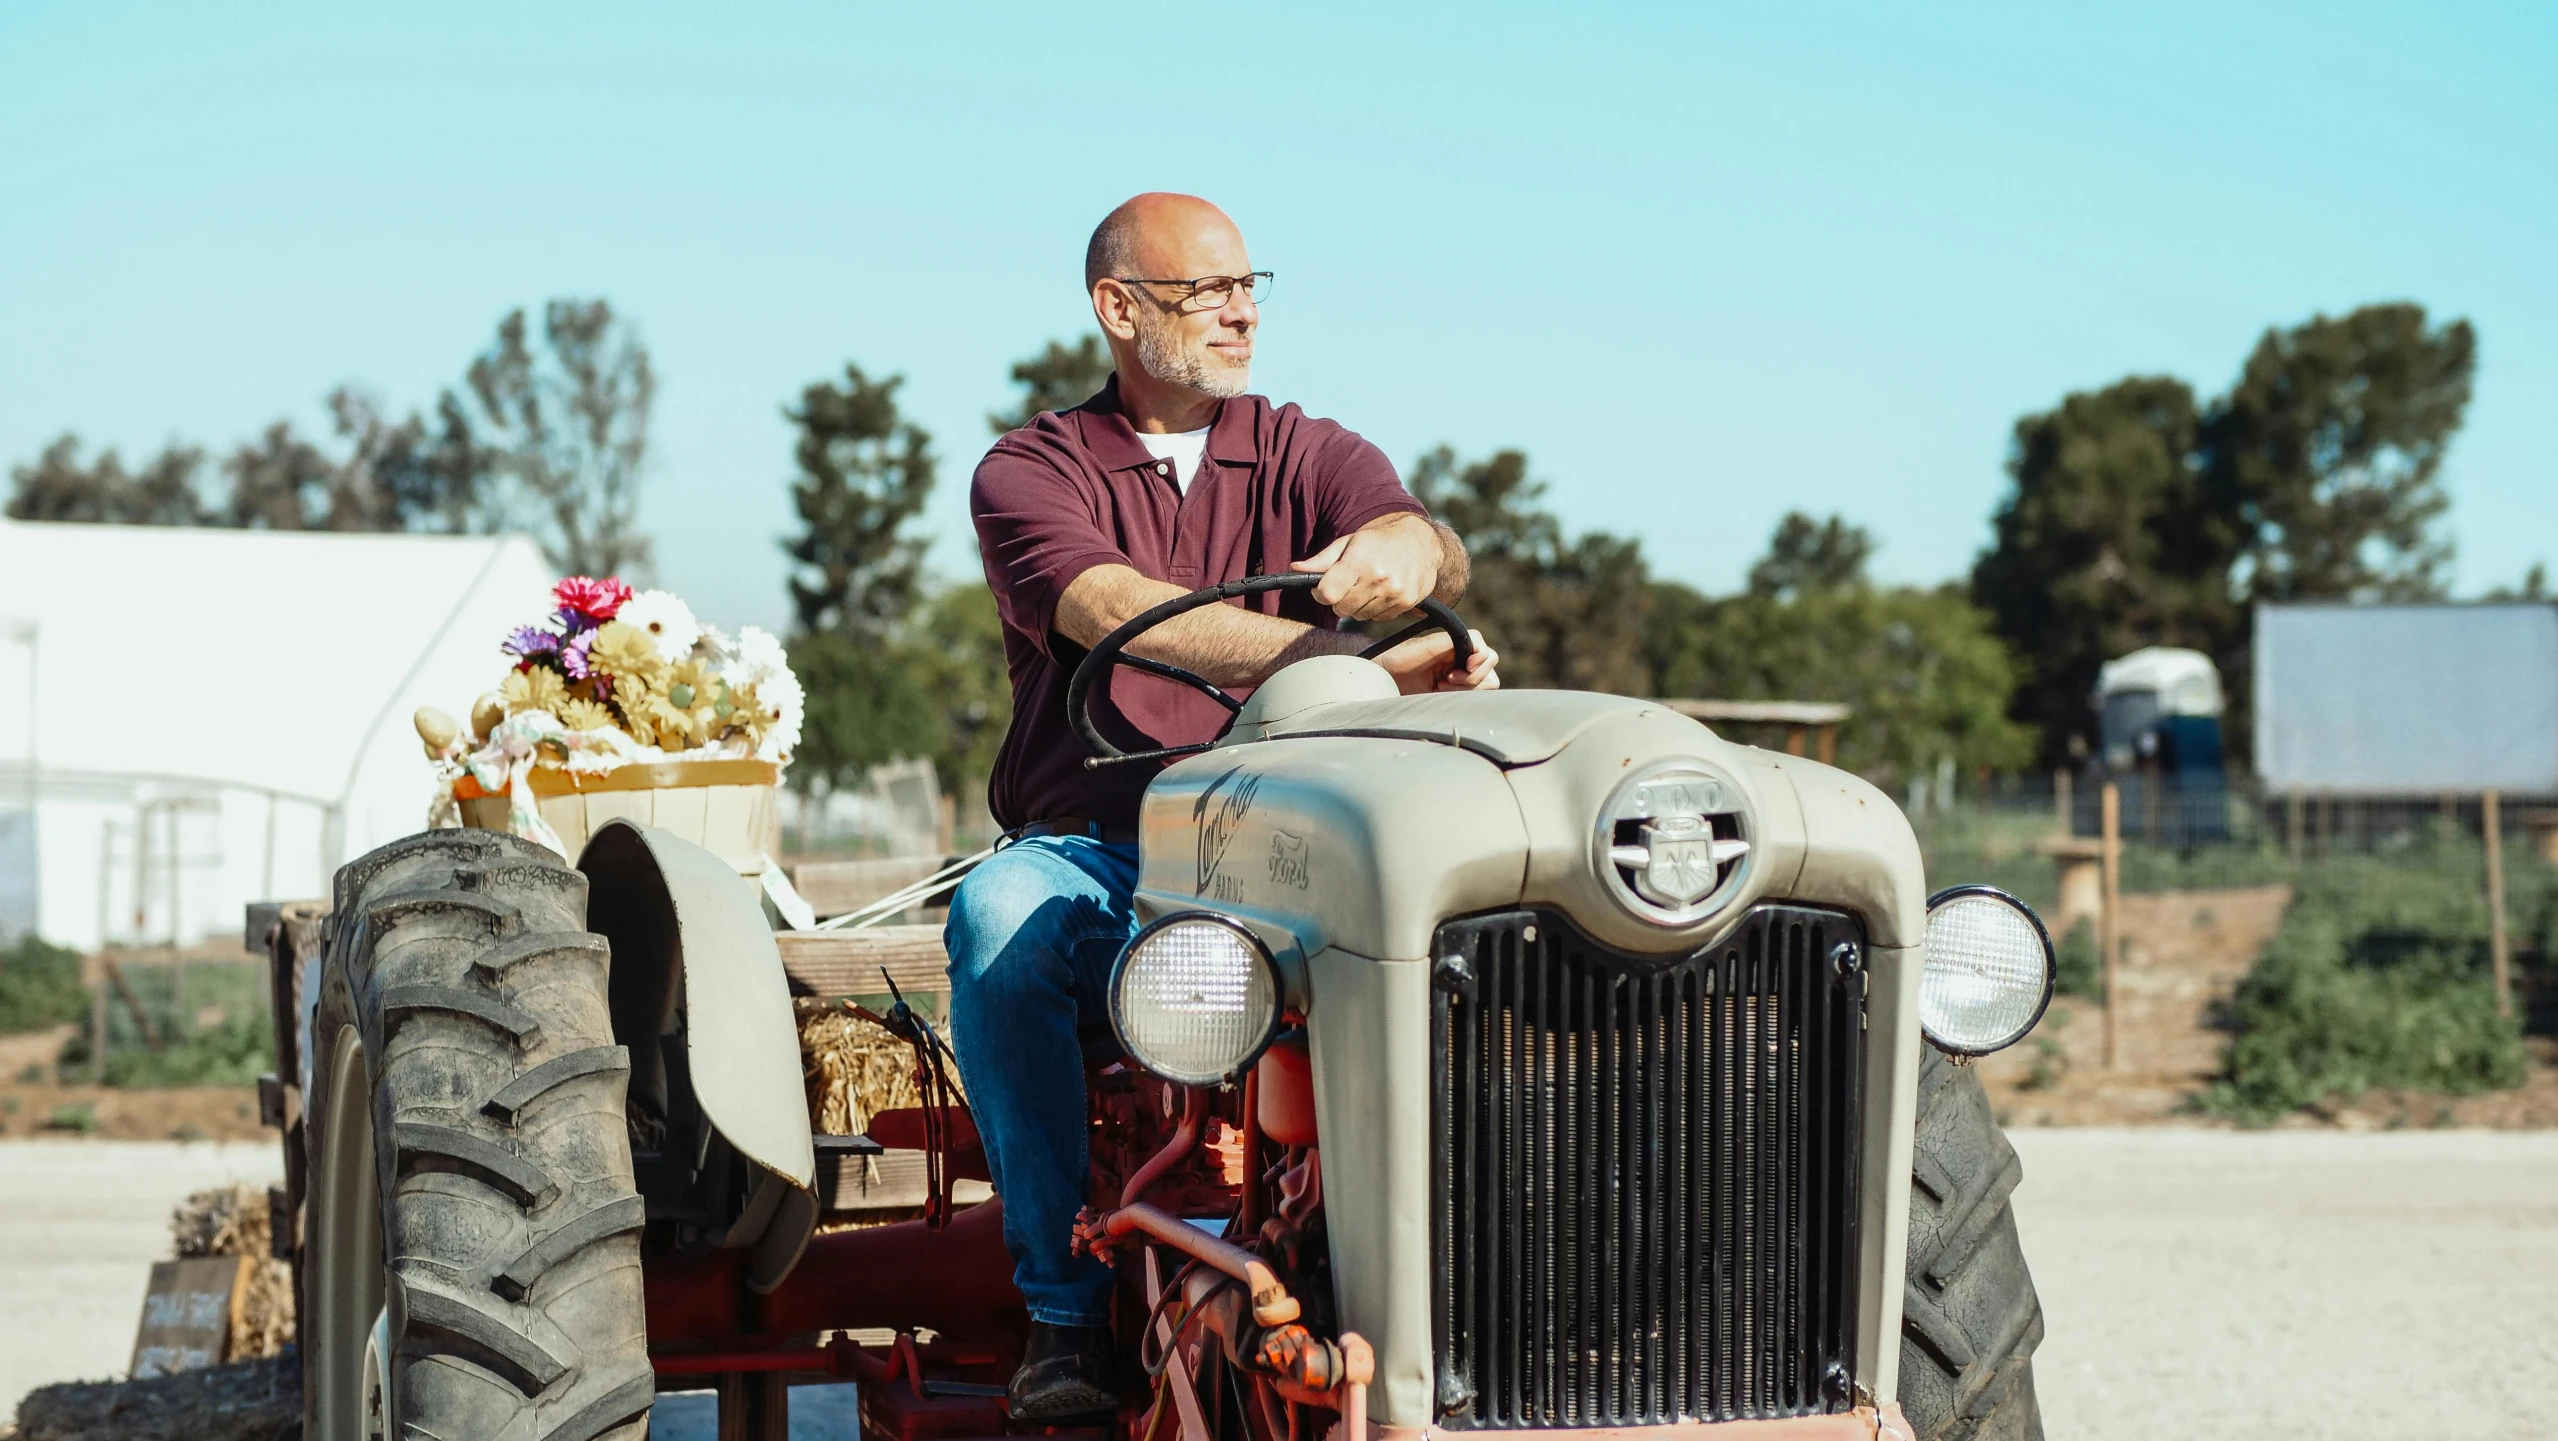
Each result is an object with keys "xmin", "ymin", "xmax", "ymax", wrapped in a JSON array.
[
  {"xmin": 1428, "ymin": 518, "xmax": 1469, "ymax": 604},
  {"xmin": 1055, "ymin": 565, "xmax": 1365, "ymax": 688}
]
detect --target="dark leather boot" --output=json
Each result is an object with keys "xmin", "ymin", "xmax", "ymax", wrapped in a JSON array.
[{"xmin": 1006, "ymin": 1320, "xmax": 1119, "ymax": 1421}]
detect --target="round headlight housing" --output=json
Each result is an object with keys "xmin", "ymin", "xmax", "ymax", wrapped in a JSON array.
[
  {"xmin": 1919, "ymin": 886, "xmax": 2055, "ymax": 1056},
  {"xmin": 1109, "ymin": 913, "xmax": 1282, "ymax": 1086}
]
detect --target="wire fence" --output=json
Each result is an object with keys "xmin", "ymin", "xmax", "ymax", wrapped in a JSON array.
[{"xmin": 1910, "ymin": 769, "xmax": 2558, "ymax": 925}]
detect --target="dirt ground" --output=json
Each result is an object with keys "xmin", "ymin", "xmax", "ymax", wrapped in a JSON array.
[
  {"xmin": 0, "ymin": 1141, "xmax": 285, "ymax": 1424},
  {"xmin": 2013, "ymin": 1128, "xmax": 2558, "ymax": 1438},
  {"xmin": 1976, "ymin": 884, "xmax": 2558, "ymax": 1128},
  {"xmin": 12, "ymin": 1133, "xmax": 2553, "ymax": 1440},
  {"xmin": 0, "ymin": 1026, "xmax": 267, "ymax": 1142}
]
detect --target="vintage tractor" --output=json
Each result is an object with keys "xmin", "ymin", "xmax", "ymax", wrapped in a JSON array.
[{"xmin": 265, "ymin": 575, "xmax": 2051, "ymax": 1441}]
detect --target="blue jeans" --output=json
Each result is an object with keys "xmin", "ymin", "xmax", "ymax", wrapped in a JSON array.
[{"xmin": 944, "ymin": 835, "xmax": 1141, "ymax": 1327}]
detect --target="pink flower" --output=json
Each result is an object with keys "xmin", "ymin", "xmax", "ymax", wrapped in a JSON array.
[{"xmin": 553, "ymin": 576, "xmax": 632, "ymax": 622}]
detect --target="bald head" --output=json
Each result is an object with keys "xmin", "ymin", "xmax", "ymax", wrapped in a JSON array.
[
  {"xmin": 1087, "ymin": 193, "xmax": 1258, "ymax": 417},
  {"xmin": 1084, "ymin": 192, "xmax": 1242, "ymax": 290}
]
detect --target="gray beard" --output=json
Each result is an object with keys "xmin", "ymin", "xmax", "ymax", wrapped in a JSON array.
[{"xmin": 1134, "ymin": 313, "xmax": 1250, "ymax": 399}]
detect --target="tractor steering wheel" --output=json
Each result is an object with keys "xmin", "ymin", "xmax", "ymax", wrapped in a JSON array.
[{"xmin": 1066, "ymin": 572, "xmax": 1474, "ymax": 770}]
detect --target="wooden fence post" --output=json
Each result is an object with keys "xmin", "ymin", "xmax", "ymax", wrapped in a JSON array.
[
  {"xmin": 2100, "ymin": 781, "xmax": 2122, "ymax": 1071},
  {"xmin": 2485, "ymin": 789, "xmax": 2511, "ymax": 1019},
  {"xmin": 90, "ymin": 955, "xmax": 109, "ymax": 1084}
]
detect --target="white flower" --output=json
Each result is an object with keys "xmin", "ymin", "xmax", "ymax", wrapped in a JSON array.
[
  {"xmin": 729, "ymin": 624, "xmax": 789, "ymax": 682},
  {"xmin": 693, "ymin": 622, "xmax": 736, "ymax": 666},
  {"xmin": 754, "ymin": 665, "xmax": 804, "ymax": 762},
  {"xmin": 618, "ymin": 589, "xmax": 702, "ymax": 664}
]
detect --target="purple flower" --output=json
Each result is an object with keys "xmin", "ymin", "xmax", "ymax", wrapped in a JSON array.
[
  {"xmin": 560, "ymin": 628, "xmax": 597, "ymax": 681},
  {"xmin": 554, "ymin": 606, "xmax": 603, "ymax": 636},
  {"xmin": 502, "ymin": 626, "xmax": 561, "ymax": 662}
]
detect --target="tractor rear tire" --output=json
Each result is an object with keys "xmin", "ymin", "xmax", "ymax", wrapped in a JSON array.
[
  {"xmin": 303, "ymin": 828, "xmax": 652, "ymax": 1441},
  {"xmin": 1896, "ymin": 1047, "xmax": 2046, "ymax": 1441}
]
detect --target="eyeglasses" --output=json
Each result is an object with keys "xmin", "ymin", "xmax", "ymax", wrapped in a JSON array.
[{"xmin": 1115, "ymin": 272, "xmax": 1275, "ymax": 311}]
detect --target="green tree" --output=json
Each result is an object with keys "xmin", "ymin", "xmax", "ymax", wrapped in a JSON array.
[
  {"xmin": 989, "ymin": 335, "xmax": 1113, "ymax": 434},
  {"xmin": 1669, "ymin": 583, "xmax": 2033, "ymax": 784},
  {"xmin": 2485, "ymin": 563, "xmax": 2549, "ymax": 602},
  {"xmin": 7, "ymin": 437, "xmax": 210, "ymax": 524},
  {"xmin": 904, "ymin": 584, "xmax": 1014, "ymax": 791},
  {"xmin": 1647, "ymin": 514, "xmax": 2031, "ymax": 784},
  {"xmin": 10, "ymin": 388, "xmax": 492, "ymax": 537},
  {"xmin": 1747, "ymin": 512, "xmax": 1874, "ymax": 599},
  {"xmin": 1408, "ymin": 446, "xmax": 1654, "ymax": 693},
  {"xmin": 1969, "ymin": 377, "xmax": 2236, "ymax": 765},
  {"xmin": 332, "ymin": 386, "xmax": 497, "ymax": 536},
  {"xmin": 452, "ymin": 299, "xmax": 657, "ymax": 577},
  {"xmin": 223, "ymin": 418, "xmax": 397, "ymax": 531},
  {"xmin": 1974, "ymin": 302, "xmax": 2477, "ymax": 763},
  {"xmin": 785, "ymin": 363, "xmax": 935, "ymax": 638},
  {"xmin": 782, "ymin": 362, "xmax": 941, "ymax": 792},
  {"xmin": 787, "ymin": 630, "xmax": 939, "ymax": 795},
  {"xmin": 2200, "ymin": 302, "xmax": 2473, "ymax": 603}
]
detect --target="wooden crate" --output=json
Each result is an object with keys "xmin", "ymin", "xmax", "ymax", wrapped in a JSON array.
[
  {"xmin": 774, "ymin": 925, "xmax": 950, "ymax": 1000},
  {"xmin": 788, "ymin": 854, "xmax": 960, "ymax": 921}
]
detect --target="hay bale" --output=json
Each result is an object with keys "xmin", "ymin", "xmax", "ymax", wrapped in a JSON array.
[
  {"xmin": 799, "ymin": 1002, "xmax": 918, "ymax": 1135},
  {"xmin": 167, "ymin": 1186, "xmax": 292, "ymax": 1362},
  {"xmin": 797, "ymin": 1000, "xmax": 963, "ymax": 1136},
  {"xmin": 11, "ymin": 1354, "xmax": 297, "ymax": 1441}
]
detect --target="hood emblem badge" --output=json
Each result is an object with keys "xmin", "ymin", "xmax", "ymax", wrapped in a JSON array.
[
  {"xmin": 1611, "ymin": 813, "xmax": 1747, "ymax": 907},
  {"xmin": 1600, "ymin": 765, "xmax": 1753, "ymax": 922}
]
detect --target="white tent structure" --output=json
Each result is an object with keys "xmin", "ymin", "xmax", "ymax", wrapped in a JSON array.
[{"xmin": 0, "ymin": 518, "xmax": 555, "ymax": 950}]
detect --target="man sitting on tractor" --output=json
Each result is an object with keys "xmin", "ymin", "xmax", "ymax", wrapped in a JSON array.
[{"xmin": 951, "ymin": 191, "xmax": 1500, "ymax": 1420}]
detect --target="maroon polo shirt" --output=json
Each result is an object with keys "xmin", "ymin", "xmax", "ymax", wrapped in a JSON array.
[{"xmin": 972, "ymin": 375, "xmax": 1428, "ymax": 831}]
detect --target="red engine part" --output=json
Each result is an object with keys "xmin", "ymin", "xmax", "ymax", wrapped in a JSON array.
[
  {"xmin": 646, "ymin": 1071, "xmax": 1350, "ymax": 1441},
  {"xmin": 1253, "ymin": 1043, "xmax": 1317, "ymax": 1147},
  {"xmin": 646, "ymin": 1196, "xmax": 1024, "ymax": 1351},
  {"xmin": 867, "ymin": 1105, "xmax": 993, "ymax": 1183}
]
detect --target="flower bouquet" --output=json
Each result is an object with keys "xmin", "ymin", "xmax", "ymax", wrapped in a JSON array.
[{"xmin": 417, "ymin": 575, "xmax": 803, "ymax": 867}]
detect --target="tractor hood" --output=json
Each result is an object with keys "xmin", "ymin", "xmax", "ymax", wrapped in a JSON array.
[
  {"xmin": 1242, "ymin": 687, "xmax": 1636, "ymax": 765},
  {"xmin": 1135, "ymin": 676, "xmax": 1925, "ymax": 967}
]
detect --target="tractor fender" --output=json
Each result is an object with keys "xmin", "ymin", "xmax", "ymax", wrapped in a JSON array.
[{"xmin": 579, "ymin": 819, "xmax": 816, "ymax": 1192}]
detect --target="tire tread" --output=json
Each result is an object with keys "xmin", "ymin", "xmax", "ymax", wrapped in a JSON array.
[
  {"xmin": 305, "ymin": 829, "xmax": 651, "ymax": 1440},
  {"xmin": 1897, "ymin": 1049, "xmax": 2046, "ymax": 1441}
]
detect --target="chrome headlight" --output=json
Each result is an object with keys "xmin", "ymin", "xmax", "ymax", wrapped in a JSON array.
[
  {"xmin": 1593, "ymin": 760, "xmax": 1753, "ymax": 926},
  {"xmin": 1919, "ymin": 886, "xmax": 2055, "ymax": 1056},
  {"xmin": 1109, "ymin": 913, "xmax": 1282, "ymax": 1086}
]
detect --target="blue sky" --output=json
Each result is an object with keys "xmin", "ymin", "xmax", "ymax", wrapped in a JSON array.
[{"xmin": 4, "ymin": 2, "xmax": 2550, "ymax": 636}]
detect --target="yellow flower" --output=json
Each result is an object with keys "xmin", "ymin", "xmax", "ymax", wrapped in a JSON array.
[
  {"xmin": 625, "ymin": 689, "xmax": 692, "ymax": 749},
  {"xmin": 719, "ymin": 680, "xmax": 770, "ymax": 749},
  {"xmin": 557, "ymin": 697, "xmax": 620, "ymax": 733},
  {"xmin": 656, "ymin": 661, "xmax": 723, "ymax": 747},
  {"xmin": 501, "ymin": 666, "xmax": 566, "ymax": 716},
  {"xmin": 589, "ymin": 620, "xmax": 669, "ymax": 689}
]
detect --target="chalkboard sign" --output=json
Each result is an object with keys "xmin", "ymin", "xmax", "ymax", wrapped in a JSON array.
[{"xmin": 129, "ymin": 1255, "xmax": 246, "ymax": 1378}]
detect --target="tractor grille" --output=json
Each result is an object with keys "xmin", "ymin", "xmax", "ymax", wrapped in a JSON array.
[{"xmin": 1430, "ymin": 906, "xmax": 1866, "ymax": 1428}]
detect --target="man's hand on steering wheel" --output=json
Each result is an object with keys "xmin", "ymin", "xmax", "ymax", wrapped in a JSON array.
[
  {"xmin": 1372, "ymin": 626, "xmax": 1501, "ymax": 695},
  {"xmin": 1290, "ymin": 514, "xmax": 1442, "ymax": 621},
  {"xmin": 1291, "ymin": 515, "xmax": 1499, "ymax": 694}
]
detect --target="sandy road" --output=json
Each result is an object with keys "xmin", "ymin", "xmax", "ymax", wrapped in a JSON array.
[
  {"xmin": 6, "ymin": 1133, "xmax": 2556, "ymax": 1436},
  {"xmin": 2011, "ymin": 1129, "xmax": 2558, "ymax": 1438},
  {"xmin": 0, "ymin": 1140, "xmax": 283, "ymax": 1420}
]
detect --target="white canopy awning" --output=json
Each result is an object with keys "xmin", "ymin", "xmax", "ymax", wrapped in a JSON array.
[{"xmin": 0, "ymin": 518, "xmax": 557, "ymax": 944}]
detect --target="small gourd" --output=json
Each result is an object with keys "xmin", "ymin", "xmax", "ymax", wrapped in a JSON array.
[{"xmin": 413, "ymin": 706, "xmax": 461, "ymax": 757}]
